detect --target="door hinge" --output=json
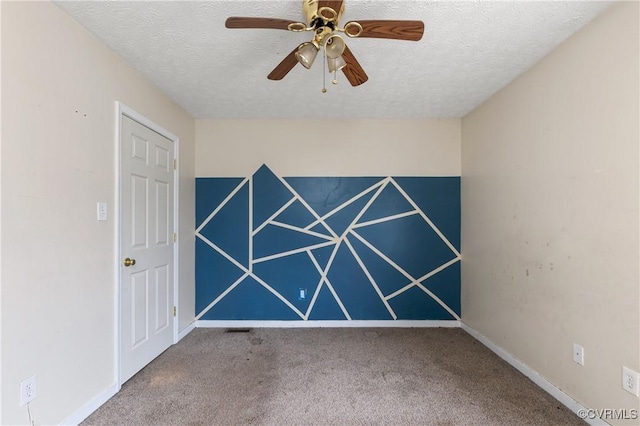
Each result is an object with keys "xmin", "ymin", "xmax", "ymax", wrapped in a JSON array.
[
  {"xmin": 173, "ymin": 306, "xmax": 177, "ymax": 317},
  {"xmin": 173, "ymin": 159, "xmax": 177, "ymax": 170},
  {"xmin": 173, "ymin": 232, "xmax": 177, "ymax": 242}
]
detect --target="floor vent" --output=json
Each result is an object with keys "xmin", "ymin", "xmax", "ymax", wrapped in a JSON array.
[{"xmin": 225, "ymin": 328, "xmax": 252, "ymax": 333}]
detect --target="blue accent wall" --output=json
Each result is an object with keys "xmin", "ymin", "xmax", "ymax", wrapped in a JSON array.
[{"xmin": 195, "ymin": 165, "xmax": 460, "ymax": 321}]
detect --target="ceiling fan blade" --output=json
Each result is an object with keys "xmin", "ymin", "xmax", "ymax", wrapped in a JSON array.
[
  {"xmin": 225, "ymin": 17, "xmax": 302, "ymax": 30},
  {"xmin": 341, "ymin": 45, "xmax": 368, "ymax": 86},
  {"xmin": 267, "ymin": 48, "xmax": 299, "ymax": 80},
  {"xmin": 345, "ymin": 20, "xmax": 424, "ymax": 41}
]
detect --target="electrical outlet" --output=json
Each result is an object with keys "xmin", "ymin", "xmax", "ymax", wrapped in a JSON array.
[
  {"xmin": 20, "ymin": 375, "xmax": 37, "ymax": 406},
  {"xmin": 622, "ymin": 366, "xmax": 639, "ymax": 396},
  {"xmin": 573, "ymin": 343, "xmax": 584, "ymax": 366}
]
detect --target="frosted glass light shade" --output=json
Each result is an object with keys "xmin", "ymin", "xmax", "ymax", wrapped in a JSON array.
[
  {"xmin": 328, "ymin": 55, "xmax": 347, "ymax": 73},
  {"xmin": 323, "ymin": 35, "xmax": 345, "ymax": 59},
  {"xmin": 295, "ymin": 42, "xmax": 319, "ymax": 69}
]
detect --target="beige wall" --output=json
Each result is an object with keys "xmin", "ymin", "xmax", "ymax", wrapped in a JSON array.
[
  {"xmin": 1, "ymin": 0, "xmax": 635, "ymax": 424},
  {"xmin": 1, "ymin": 2, "xmax": 195, "ymax": 424},
  {"xmin": 196, "ymin": 119, "xmax": 461, "ymax": 177},
  {"xmin": 461, "ymin": 1, "xmax": 639, "ymax": 420}
]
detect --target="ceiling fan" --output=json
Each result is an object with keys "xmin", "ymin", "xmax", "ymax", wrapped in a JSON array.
[{"xmin": 225, "ymin": 0, "xmax": 424, "ymax": 89}]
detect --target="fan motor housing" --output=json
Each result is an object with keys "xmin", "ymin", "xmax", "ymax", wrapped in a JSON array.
[{"xmin": 303, "ymin": 0, "xmax": 344, "ymax": 27}]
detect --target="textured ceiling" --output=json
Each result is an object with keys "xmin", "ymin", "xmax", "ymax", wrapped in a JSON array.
[{"xmin": 55, "ymin": 1, "xmax": 611, "ymax": 119}]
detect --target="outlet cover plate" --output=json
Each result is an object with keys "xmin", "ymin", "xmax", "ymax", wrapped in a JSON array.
[
  {"xmin": 622, "ymin": 366, "xmax": 640, "ymax": 397},
  {"xmin": 19, "ymin": 375, "xmax": 37, "ymax": 406},
  {"xmin": 572, "ymin": 343, "xmax": 584, "ymax": 366}
]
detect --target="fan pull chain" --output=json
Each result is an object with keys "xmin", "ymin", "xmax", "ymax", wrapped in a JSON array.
[
  {"xmin": 322, "ymin": 51, "xmax": 327, "ymax": 93},
  {"xmin": 333, "ymin": 70, "xmax": 338, "ymax": 85}
]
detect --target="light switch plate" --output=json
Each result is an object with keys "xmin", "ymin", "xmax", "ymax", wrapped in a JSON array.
[{"xmin": 97, "ymin": 202, "xmax": 108, "ymax": 221}]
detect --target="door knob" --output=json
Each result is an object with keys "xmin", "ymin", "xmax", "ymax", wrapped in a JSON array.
[{"xmin": 123, "ymin": 258, "xmax": 136, "ymax": 267}]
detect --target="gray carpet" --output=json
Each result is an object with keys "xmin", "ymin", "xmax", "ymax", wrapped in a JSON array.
[{"xmin": 83, "ymin": 328, "xmax": 584, "ymax": 425}]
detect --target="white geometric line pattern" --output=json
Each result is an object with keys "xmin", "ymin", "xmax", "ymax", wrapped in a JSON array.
[
  {"xmin": 306, "ymin": 244, "xmax": 351, "ymax": 320},
  {"xmin": 195, "ymin": 166, "xmax": 461, "ymax": 320},
  {"xmin": 349, "ymin": 231, "xmax": 460, "ymax": 320}
]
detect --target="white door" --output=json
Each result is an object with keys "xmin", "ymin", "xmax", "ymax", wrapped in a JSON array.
[{"xmin": 120, "ymin": 114, "xmax": 175, "ymax": 383}]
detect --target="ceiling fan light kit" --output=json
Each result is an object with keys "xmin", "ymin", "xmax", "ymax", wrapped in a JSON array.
[
  {"xmin": 328, "ymin": 56, "xmax": 347, "ymax": 73},
  {"xmin": 295, "ymin": 42, "xmax": 319, "ymax": 69},
  {"xmin": 225, "ymin": 0, "xmax": 424, "ymax": 91},
  {"xmin": 323, "ymin": 34, "xmax": 345, "ymax": 59}
]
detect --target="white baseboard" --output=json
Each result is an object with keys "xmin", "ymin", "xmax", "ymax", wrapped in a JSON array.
[
  {"xmin": 177, "ymin": 321, "xmax": 196, "ymax": 342},
  {"xmin": 196, "ymin": 320, "xmax": 460, "ymax": 328},
  {"xmin": 59, "ymin": 383, "xmax": 119, "ymax": 426},
  {"xmin": 461, "ymin": 323, "xmax": 608, "ymax": 426}
]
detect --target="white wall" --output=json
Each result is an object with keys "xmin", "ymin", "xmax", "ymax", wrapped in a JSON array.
[
  {"xmin": 461, "ymin": 1, "xmax": 639, "ymax": 420},
  {"xmin": 196, "ymin": 119, "xmax": 461, "ymax": 177},
  {"xmin": 1, "ymin": 2, "xmax": 195, "ymax": 424}
]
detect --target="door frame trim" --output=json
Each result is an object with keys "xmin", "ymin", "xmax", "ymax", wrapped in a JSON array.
[{"xmin": 115, "ymin": 102, "xmax": 180, "ymax": 387}]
